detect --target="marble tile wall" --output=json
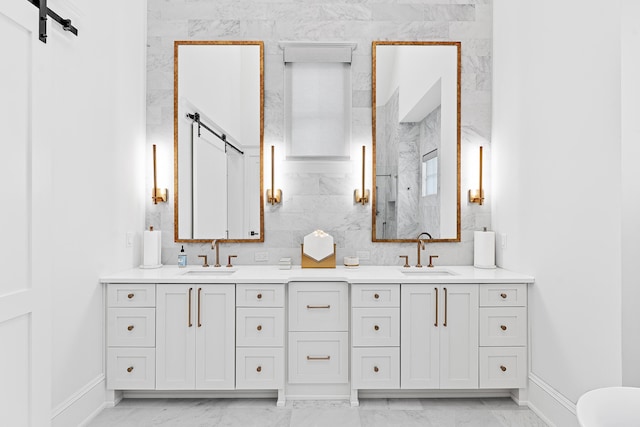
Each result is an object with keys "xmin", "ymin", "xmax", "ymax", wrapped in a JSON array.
[{"xmin": 146, "ymin": 0, "xmax": 493, "ymax": 267}]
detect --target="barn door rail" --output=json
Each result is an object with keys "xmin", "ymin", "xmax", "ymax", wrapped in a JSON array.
[{"xmin": 26, "ymin": 0, "xmax": 78, "ymax": 43}]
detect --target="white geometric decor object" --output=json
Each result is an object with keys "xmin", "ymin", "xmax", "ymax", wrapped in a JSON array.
[{"xmin": 303, "ymin": 230, "xmax": 334, "ymax": 261}]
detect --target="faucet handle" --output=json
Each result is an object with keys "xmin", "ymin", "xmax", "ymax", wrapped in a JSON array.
[
  {"xmin": 399, "ymin": 255, "xmax": 410, "ymax": 268},
  {"xmin": 227, "ymin": 255, "xmax": 237, "ymax": 268},
  {"xmin": 428, "ymin": 255, "xmax": 439, "ymax": 268},
  {"xmin": 198, "ymin": 255, "xmax": 209, "ymax": 267}
]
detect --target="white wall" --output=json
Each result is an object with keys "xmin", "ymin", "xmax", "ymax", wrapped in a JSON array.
[
  {"xmin": 36, "ymin": 1, "xmax": 146, "ymax": 425},
  {"xmin": 621, "ymin": 1, "xmax": 640, "ymax": 387},
  {"xmin": 493, "ymin": 1, "xmax": 623, "ymax": 425}
]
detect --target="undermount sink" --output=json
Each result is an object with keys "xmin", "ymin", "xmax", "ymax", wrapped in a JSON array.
[
  {"xmin": 399, "ymin": 268, "xmax": 457, "ymax": 276},
  {"xmin": 182, "ymin": 268, "xmax": 237, "ymax": 276}
]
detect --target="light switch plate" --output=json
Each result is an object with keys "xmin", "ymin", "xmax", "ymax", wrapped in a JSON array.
[
  {"xmin": 500, "ymin": 233, "xmax": 507, "ymax": 249},
  {"xmin": 356, "ymin": 251, "xmax": 370, "ymax": 260},
  {"xmin": 125, "ymin": 232, "xmax": 134, "ymax": 248}
]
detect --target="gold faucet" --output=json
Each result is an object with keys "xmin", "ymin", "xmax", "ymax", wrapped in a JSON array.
[
  {"xmin": 211, "ymin": 239, "xmax": 222, "ymax": 267},
  {"xmin": 415, "ymin": 232, "xmax": 432, "ymax": 268},
  {"xmin": 197, "ymin": 255, "xmax": 209, "ymax": 267}
]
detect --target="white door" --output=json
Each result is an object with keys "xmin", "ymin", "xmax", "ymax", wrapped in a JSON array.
[
  {"xmin": 156, "ymin": 285, "xmax": 196, "ymax": 389},
  {"xmin": 195, "ymin": 285, "xmax": 235, "ymax": 389},
  {"xmin": 439, "ymin": 285, "xmax": 479, "ymax": 389},
  {"xmin": 400, "ymin": 285, "xmax": 440, "ymax": 389},
  {"xmin": 0, "ymin": 1, "xmax": 50, "ymax": 426}
]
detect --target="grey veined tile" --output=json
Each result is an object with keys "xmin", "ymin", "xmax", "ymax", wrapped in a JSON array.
[{"xmin": 290, "ymin": 407, "xmax": 361, "ymax": 427}]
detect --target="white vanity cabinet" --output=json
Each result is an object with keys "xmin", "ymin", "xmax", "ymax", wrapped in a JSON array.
[
  {"xmin": 106, "ymin": 284, "xmax": 156, "ymax": 390},
  {"xmin": 235, "ymin": 284, "xmax": 285, "ymax": 391},
  {"xmin": 478, "ymin": 284, "xmax": 528, "ymax": 389},
  {"xmin": 351, "ymin": 284, "xmax": 400, "ymax": 389},
  {"xmin": 156, "ymin": 284, "xmax": 235, "ymax": 390},
  {"xmin": 288, "ymin": 282, "xmax": 349, "ymax": 384},
  {"xmin": 401, "ymin": 284, "xmax": 479, "ymax": 389}
]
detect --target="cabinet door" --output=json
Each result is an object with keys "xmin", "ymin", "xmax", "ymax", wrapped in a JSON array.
[
  {"xmin": 439, "ymin": 285, "xmax": 478, "ymax": 389},
  {"xmin": 195, "ymin": 285, "xmax": 235, "ymax": 389},
  {"xmin": 156, "ymin": 284, "xmax": 196, "ymax": 389},
  {"xmin": 401, "ymin": 285, "xmax": 439, "ymax": 389}
]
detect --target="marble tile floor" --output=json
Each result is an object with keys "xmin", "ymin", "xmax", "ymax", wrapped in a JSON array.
[{"xmin": 87, "ymin": 397, "xmax": 548, "ymax": 427}]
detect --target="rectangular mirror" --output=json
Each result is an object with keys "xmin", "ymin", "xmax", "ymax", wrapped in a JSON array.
[
  {"xmin": 174, "ymin": 41, "xmax": 264, "ymax": 243},
  {"xmin": 372, "ymin": 41, "xmax": 461, "ymax": 242}
]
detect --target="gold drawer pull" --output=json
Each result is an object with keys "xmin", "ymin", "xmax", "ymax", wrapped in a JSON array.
[
  {"xmin": 127, "ymin": 293, "xmax": 135, "ymax": 299},
  {"xmin": 306, "ymin": 305, "xmax": 330, "ymax": 309},
  {"xmin": 500, "ymin": 325, "xmax": 507, "ymax": 331},
  {"xmin": 256, "ymin": 366, "xmax": 262, "ymax": 373},
  {"xmin": 500, "ymin": 365, "xmax": 507, "ymax": 372},
  {"xmin": 307, "ymin": 355, "xmax": 331, "ymax": 361},
  {"xmin": 127, "ymin": 325, "xmax": 134, "ymax": 331},
  {"xmin": 127, "ymin": 366, "xmax": 134, "ymax": 373},
  {"xmin": 257, "ymin": 325, "xmax": 262, "ymax": 331},
  {"xmin": 500, "ymin": 293, "xmax": 507, "ymax": 299},
  {"xmin": 374, "ymin": 325, "xmax": 380, "ymax": 331},
  {"xmin": 257, "ymin": 293, "xmax": 263, "ymax": 300},
  {"xmin": 374, "ymin": 293, "xmax": 380, "ymax": 299},
  {"xmin": 373, "ymin": 366, "xmax": 379, "ymax": 373}
]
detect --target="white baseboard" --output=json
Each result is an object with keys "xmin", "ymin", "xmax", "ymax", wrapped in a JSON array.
[
  {"xmin": 528, "ymin": 373, "xmax": 579, "ymax": 427},
  {"xmin": 51, "ymin": 374, "xmax": 107, "ymax": 427}
]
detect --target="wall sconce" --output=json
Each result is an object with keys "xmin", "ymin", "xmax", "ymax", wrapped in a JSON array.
[
  {"xmin": 266, "ymin": 145, "xmax": 282, "ymax": 205},
  {"xmin": 468, "ymin": 145, "xmax": 484, "ymax": 205},
  {"xmin": 354, "ymin": 145, "xmax": 370, "ymax": 205},
  {"xmin": 152, "ymin": 144, "xmax": 168, "ymax": 204}
]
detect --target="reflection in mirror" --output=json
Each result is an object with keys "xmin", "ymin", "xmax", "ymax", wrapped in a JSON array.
[
  {"xmin": 372, "ymin": 42, "xmax": 460, "ymax": 242},
  {"xmin": 174, "ymin": 41, "xmax": 264, "ymax": 242}
]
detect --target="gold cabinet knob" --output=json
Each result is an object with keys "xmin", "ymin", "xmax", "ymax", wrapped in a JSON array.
[
  {"xmin": 257, "ymin": 325, "xmax": 262, "ymax": 331},
  {"xmin": 500, "ymin": 325, "xmax": 507, "ymax": 331},
  {"xmin": 257, "ymin": 293, "xmax": 262, "ymax": 300},
  {"xmin": 374, "ymin": 366, "xmax": 379, "ymax": 373},
  {"xmin": 374, "ymin": 293, "xmax": 380, "ymax": 299},
  {"xmin": 256, "ymin": 366, "xmax": 262, "ymax": 373},
  {"xmin": 127, "ymin": 325, "xmax": 134, "ymax": 331},
  {"xmin": 500, "ymin": 365, "xmax": 507, "ymax": 372},
  {"xmin": 127, "ymin": 366, "xmax": 134, "ymax": 373},
  {"xmin": 127, "ymin": 293, "xmax": 135, "ymax": 299},
  {"xmin": 500, "ymin": 293, "xmax": 507, "ymax": 299},
  {"xmin": 374, "ymin": 325, "xmax": 380, "ymax": 331}
]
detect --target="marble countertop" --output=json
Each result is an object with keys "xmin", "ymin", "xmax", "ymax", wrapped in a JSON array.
[{"xmin": 100, "ymin": 265, "xmax": 534, "ymax": 285}]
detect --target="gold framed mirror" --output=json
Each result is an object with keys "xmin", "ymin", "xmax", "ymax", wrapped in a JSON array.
[
  {"xmin": 174, "ymin": 41, "xmax": 264, "ymax": 243},
  {"xmin": 372, "ymin": 41, "xmax": 461, "ymax": 242}
]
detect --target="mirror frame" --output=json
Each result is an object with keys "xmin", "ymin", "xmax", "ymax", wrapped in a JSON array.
[
  {"xmin": 173, "ymin": 40, "xmax": 265, "ymax": 243},
  {"xmin": 371, "ymin": 41, "xmax": 461, "ymax": 243}
]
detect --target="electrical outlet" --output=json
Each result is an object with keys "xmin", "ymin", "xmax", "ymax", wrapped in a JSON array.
[
  {"xmin": 356, "ymin": 251, "xmax": 370, "ymax": 260},
  {"xmin": 500, "ymin": 233, "xmax": 507, "ymax": 249},
  {"xmin": 254, "ymin": 251, "xmax": 269, "ymax": 262},
  {"xmin": 125, "ymin": 232, "xmax": 134, "ymax": 248}
]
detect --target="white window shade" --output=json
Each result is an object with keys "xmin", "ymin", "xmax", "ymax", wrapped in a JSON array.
[{"xmin": 283, "ymin": 43, "xmax": 355, "ymax": 160}]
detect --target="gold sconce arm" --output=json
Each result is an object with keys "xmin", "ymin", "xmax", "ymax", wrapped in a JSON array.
[
  {"xmin": 468, "ymin": 145, "xmax": 484, "ymax": 205},
  {"xmin": 266, "ymin": 145, "xmax": 282, "ymax": 205},
  {"xmin": 354, "ymin": 145, "xmax": 370, "ymax": 205},
  {"xmin": 151, "ymin": 144, "xmax": 168, "ymax": 204}
]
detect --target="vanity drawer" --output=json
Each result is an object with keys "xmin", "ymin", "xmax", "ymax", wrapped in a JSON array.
[
  {"xmin": 107, "ymin": 308, "xmax": 155, "ymax": 347},
  {"xmin": 351, "ymin": 284, "xmax": 399, "ymax": 307},
  {"xmin": 352, "ymin": 347, "xmax": 400, "ymax": 389},
  {"xmin": 479, "ymin": 347, "xmax": 527, "ymax": 389},
  {"xmin": 479, "ymin": 307, "xmax": 527, "ymax": 347},
  {"xmin": 236, "ymin": 284, "xmax": 284, "ymax": 307},
  {"xmin": 352, "ymin": 308, "xmax": 399, "ymax": 347},
  {"xmin": 288, "ymin": 282, "xmax": 348, "ymax": 332},
  {"xmin": 236, "ymin": 347, "xmax": 284, "ymax": 389},
  {"xmin": 236, "ymin": 308, "xmax": 284, "ymax": 347},
  {"xmin": 108, "ymin": 284, "xmax": 156, "ymax": 308},
  {"xmin": 288, "ymin": 331, "xmax": 348, "ymax": 383},
  {"xmin": 106, "ymin": 348, "xmax": 155, "ymax": 390},
  {"xmin": 479, "ymin": 284, "xmax": 527, "ymax": 307}
]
